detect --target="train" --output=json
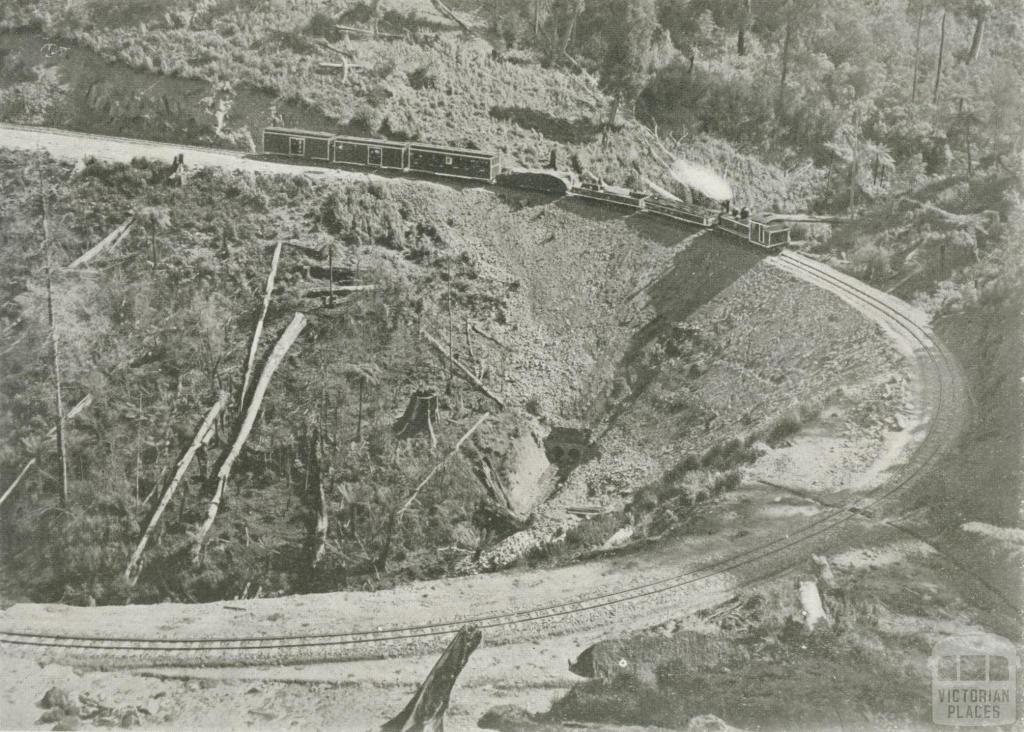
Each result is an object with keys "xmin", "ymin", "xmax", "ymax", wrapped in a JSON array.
[{"xmin": 261, "ymin": 127, "xmax": 790, "ymax": 251}]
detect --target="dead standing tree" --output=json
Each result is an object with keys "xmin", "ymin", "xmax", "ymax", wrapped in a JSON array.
[
  {"xmin": 304, "ymin": 425, "xmax": 329, "ymax": 568},
  {"xmin": 40, "ymin": 181, "xmax": 70, "ymax": 511},
  {"xmin": 380, "ymin": 625, "xmax": 482, "ymax": 732}
]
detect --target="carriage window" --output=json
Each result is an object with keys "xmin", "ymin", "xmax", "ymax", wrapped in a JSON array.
[
  {"xmin": 445, "ymin": 156, "xmax": 454, "ymax": 165},
  {"xmin": 289, "ymin": 137, "xmax": 305, "ymax": 156}
]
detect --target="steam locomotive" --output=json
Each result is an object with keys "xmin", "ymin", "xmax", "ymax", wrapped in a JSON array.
[{"xmin": 261, "ymin": 127, "xmax": 790, "ymax": 251}]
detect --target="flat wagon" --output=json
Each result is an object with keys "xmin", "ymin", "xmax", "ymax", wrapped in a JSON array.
[
  {"xmin": 573, "ymin": 182, "xmax": 648, "ymax": 209},
  {"xmin": 645, "ymin": 198, "xmax": 719, "ymax": 227}
]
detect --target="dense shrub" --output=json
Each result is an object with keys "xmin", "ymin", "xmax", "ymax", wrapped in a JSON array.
[{"xmin": 407, "ymin": 63, "xmax": 438, "ymax": 90}]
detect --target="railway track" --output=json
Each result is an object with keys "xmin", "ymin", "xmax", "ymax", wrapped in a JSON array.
[{"xmin": 0, "ymin": 238, "xmax": 968, "ymax": 668}]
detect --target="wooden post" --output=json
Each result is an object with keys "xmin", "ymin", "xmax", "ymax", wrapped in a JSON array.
[
  {"xmin": 124, "ymin": 393, "xmax": 226, "ymax": 584},
  {"xmin": 193, "ymin": 314, "xmax": 307, "ymax": 561},
  {"xmin": 240, "ymin": 241, "xmax": 283, "ymax": 414}
]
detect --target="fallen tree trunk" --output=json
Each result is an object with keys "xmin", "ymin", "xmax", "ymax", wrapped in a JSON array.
[
  {"xmin": 0, "ymin": 394, "xmax": 92, "ymax": 508},
  {"xmin": 380, "ymin": 625, "xmax": 482, "ymax": 732},
  {"xmin": 377, "ymin": 413, "xmax": 490, "ymax": 570},
  {"xmin": 193, "ymin": 313, "xmax": 307, "ymax": 562},
  {"xmin": 67, "ymin": 218, "xmax": 134, "ymax": 269},
  {"xmin": 124, "ymin": 393, "xmax": 227, "ymax": 584},
  {"xmin": 399, "ymin": 413, "xmax": 489, "ymax": 519},
  {"xmin": 421, "ymin": 330, "xmax": 504, "ymax": 408},
  {"xmin": 429, "ymin": 0, "xmax": 474, "ymax": 34},
  {"xmin": 240, "ymin": 241, "xmax": 283, "ymax": 414},
  {"xmin": 303, "ymin": 284, "xmax": 379, "ymax": 298},
  {"xmin": 470, "ymin": 323, "xmax": 511, "ymax": 350}
]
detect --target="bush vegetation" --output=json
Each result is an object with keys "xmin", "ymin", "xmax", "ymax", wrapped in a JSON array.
[
  {"xmin": 0, "ymin": 150, "xmax": 506, "ymax": 604},
  {"xmin": 550, "ymin": 599, "xmax": 930, "ymax": 730}
]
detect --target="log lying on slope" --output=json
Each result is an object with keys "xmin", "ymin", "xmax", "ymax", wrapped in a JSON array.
[
  {"xmin": 378, "ymin": 414, "xmax": 490, "ymax": 570},
  {"xmin": 192, "ymin": 313, "xmax": 307, "ymax": 562},
  {"xmin": 421, "ymin": 329, "xmax": 504, "ymax": 408},
  {"xmin": 67, "ymin": 218, "xmax": 134, "ymax": 269},
  {"xmin": 124, "ymin": 393, "xmax": 227, "ymax": 584},
  {"xmin": 380, "ymin": 625, "xmax": 482, "ymax": 732},
  {"xmin": 240, "ymin": 241, "xmax": 283, "ymax": 413}
]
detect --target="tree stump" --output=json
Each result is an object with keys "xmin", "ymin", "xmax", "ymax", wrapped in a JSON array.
[
  {"xmin": 395, "ymin": 390, "xmax": 440, "ymax": 448},
  {"xmin": 380, "ymin": 625, "xmax": 482, "ymax": 732}
]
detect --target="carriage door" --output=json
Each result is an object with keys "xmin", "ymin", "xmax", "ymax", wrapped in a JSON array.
[
  {"xmin": 289, "ymin": 137, "xmax": 305, "ymax": 156},
  {"xmin": 751, "ymin": 222, "xmax": 765, "ymax": 244},
  {"xmin": 368, "ymin": 146, "xmax": 383, "ymax": 167}
]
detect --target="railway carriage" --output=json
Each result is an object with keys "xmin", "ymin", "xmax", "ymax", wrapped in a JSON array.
[
  {"xmin": 332, "ymin": 135, "xmax": 408, "ymax": 170},
  {"xmin": 407, "ymin": 143, "xmax": 499, "ymax": 182},
  {"xmin": 262, "ymin": 127, "xmax": 333, "ymax": 162}
]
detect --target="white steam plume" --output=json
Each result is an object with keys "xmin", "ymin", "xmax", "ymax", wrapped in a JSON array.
[{"xmin": 669, "ymin": 160, "xmax": 733, "ymax": 202}]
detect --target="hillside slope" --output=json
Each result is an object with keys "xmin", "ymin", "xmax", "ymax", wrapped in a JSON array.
[{"xmin": 0, "ymin": 146, "xmax": 904, "ymax": 605}]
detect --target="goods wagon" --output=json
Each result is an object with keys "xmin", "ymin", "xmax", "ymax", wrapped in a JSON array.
[
  {"xmin": 262, "ymin": 127, "xmax": 333, "ymax": 161},
  {"xmin": 407, "ymin": 144, "xmax": 499, "ymax": 182},
  {"xmin": 332, "ymin": 135, "xmax": 408, "ymax": 170}
]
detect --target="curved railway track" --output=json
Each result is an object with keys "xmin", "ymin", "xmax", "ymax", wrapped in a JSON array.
[{"xmin": 0, "ymin": 219, "xmax": 969, "ymax": 667}]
